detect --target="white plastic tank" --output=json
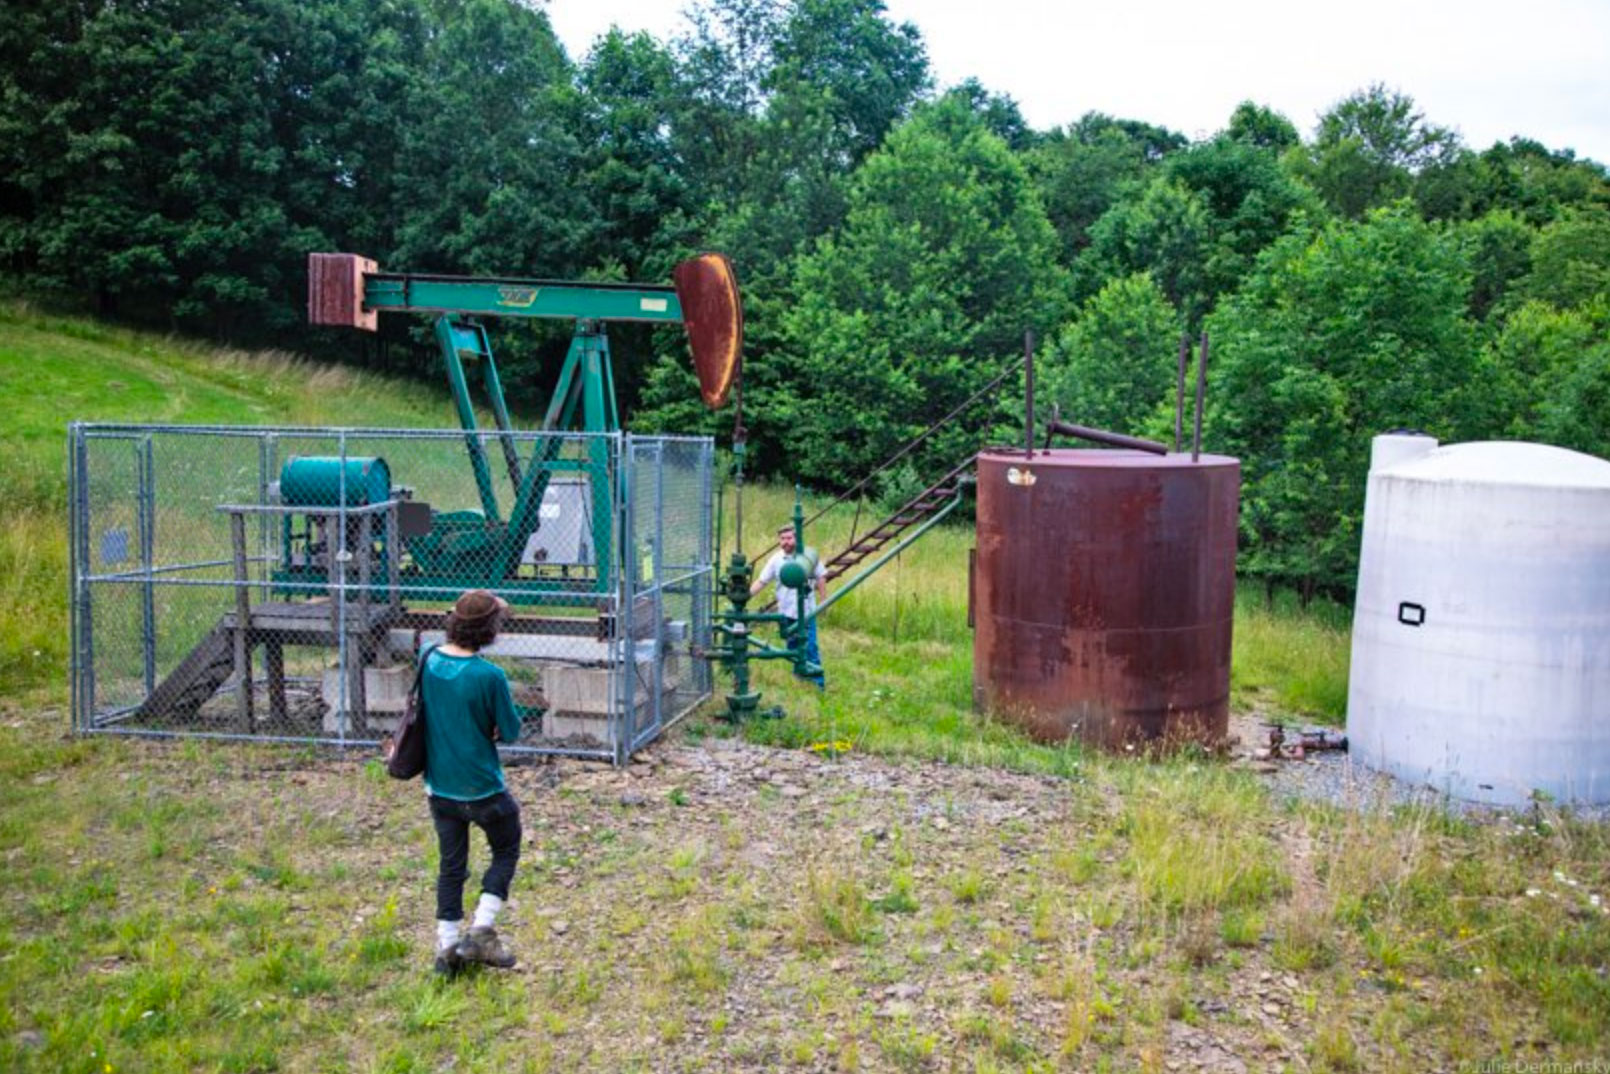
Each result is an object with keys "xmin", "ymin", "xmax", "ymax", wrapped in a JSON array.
[{"xmin": 1347, "ymin": 438, "xmax": 1610, "ymax": 806}]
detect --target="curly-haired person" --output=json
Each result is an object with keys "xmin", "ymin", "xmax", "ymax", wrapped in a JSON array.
[{"xmin": 422, "ymin": 589, "xmax": 523, "ymax": 975}]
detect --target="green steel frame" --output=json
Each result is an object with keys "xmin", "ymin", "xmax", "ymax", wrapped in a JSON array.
[{"xmin": 282, "ymin": 270, "xmax": 693, "ymax": 604}]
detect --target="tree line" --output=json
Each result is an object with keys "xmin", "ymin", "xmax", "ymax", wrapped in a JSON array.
[{"xmin": 3, "ymin": 0, "xmax": 1607, "ymax": 599}]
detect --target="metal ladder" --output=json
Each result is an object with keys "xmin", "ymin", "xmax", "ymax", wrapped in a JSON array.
[{"xmin": 759, "ymin": 457, "xmax": 973, "ymax": 611}]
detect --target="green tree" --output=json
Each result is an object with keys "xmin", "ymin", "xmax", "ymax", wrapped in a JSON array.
[
  {"xmin": 943, "ymin": 78, "xmax": 1035, "ymax": 152},
  {"xmin": 1535, "ymin": 309, "xmax": 1610, "ymax": 460},
  {"xmin": 670, "ymin": 0, "xmax": 784, "ymax": 209},
  {"xmin": 705, "ymin": 0, "xmax": 930, "ymax": 278},
  {"xmin": 384, "ymin": 0, "xmax": 594, "ymax": 400},
  {"xmin": 1469, "ymin": 138, "xmax": 1610, "ymax": 227},
  {"xmin": 2, "ymin": 0, "xmax": 330, "ymax": 336},
  {"xmin": 1516, "ymin": 208, "xmax": 1610, "ymax": 311},
  {"xmin": 639, "ymin": 0, "xmax": 931, "ymax": 451},
  {"xmin": 766, "ymin": 0, "xmax": 928, "ymax": 165},
  {"xmin": 1204, "ymin": 206, "xmax": 1480, "ymax": 600},
  {"xmin": 1295, "ymin": 84, "xmax": 1461, "ymax": 219},
  {"xmin": 577, "ymin": 29, "xmax": 698, "ymax": 280},
  {"xmin": 1076, "ymin": 178, "xmax": 1210, "ymax": 318},
  {"xmin": 1456, "ymin": 209, "xmax": 1534, "ymax": 322},
  {"xmin": 1484, "ymin": 299, "xmax": 1610, "ymax": 449},
  {"xmin": 1027, "ymin": 112, "xmax": 1185, "ymax": 264},
  {"xmin": 1225, "ymin": 101, "xmax": 1299, "ymax": 153},
  {"xmin": 1044, "ymin": 273, "xmax": 1179, "ymax": 436},
  {"xmin": 772, "ymin": 97, "xmax": 1069, "ymax": 484},
  {"xmin": 1075, "ymin": 135, "xmax": 1318, "ymax": 324},
  {"xmin": 391, "ymin": 0, "xmax": 590, "ymax": 277}
]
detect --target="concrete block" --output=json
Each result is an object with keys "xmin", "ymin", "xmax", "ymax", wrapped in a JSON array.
[{"xmin": 322, "ymin": 664, "xmax": 411, "ymax": 734}]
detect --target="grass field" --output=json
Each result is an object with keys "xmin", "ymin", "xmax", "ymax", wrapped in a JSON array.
[{"xmin": 3, "ymin": 299, "xmax": 1606, "ymax": 1071}]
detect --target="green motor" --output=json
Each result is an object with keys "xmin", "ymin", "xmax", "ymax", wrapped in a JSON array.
[{"xmin": 279, "ymin": 456, "xmax": 392, "ymax": 507}]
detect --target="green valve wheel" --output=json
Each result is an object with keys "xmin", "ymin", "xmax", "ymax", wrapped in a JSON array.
[{"xmin": 778, "ymin": 549, "xmax": 819, "ymax": 590}]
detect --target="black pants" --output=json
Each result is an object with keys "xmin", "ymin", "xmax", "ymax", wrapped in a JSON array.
[{"xmin": 429, "ymin": 791, "xmax": 522, "ymax": 922}]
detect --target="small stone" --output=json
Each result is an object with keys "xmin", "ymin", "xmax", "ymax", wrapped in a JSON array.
[
  {"xmin": 1262, "ymin": 1002, "xmax": 1281, "ymax": 1017},
  {"xmin": 932, "ymin": 817, "xmax": 950, "ymax": 831},
  {"xmin": 777, "ymin": 784, "xmax": 808, "ymax": 799},
  {"xmin": 618, "ymin": 792, "xmax": 648, "ymax": 807},
  {"xmin": 549, "ymin": 920, "xmax": 570, "ymax": 935},
  {"xmin": 877, "ymin": 1000, "xmax": 915, "ymax": 1019},
  {"xmin": 16, "ymin": 1030, "xmax": 43, "ymax": 1050}
]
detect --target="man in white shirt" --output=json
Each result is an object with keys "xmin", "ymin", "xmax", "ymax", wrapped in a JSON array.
[{"xmin": 751, "ymin": 523, "xmax": 827, "ymax": 687}]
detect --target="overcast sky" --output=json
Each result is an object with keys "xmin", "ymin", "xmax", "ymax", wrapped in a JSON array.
[{"xmin": 544, "ymin": 0, "xmax": 1610, "ymax": 165}]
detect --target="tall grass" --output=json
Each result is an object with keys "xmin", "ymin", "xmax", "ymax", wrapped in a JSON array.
[{"xmin": 1232, "ymin": 586, "xmax": 1352, "ymax": 723}]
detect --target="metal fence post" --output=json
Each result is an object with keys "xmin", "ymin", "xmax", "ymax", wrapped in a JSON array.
[
  {"xmin": 139, "ymin": 435, "xmax": 156, "ymax": 696},
  {"xmin": 68, "ymin": 424, "xmax": 85, "ymax": 731},
  {"xmin": 616, "ymin": 433, "xmax": 633, "ymax": 765}
]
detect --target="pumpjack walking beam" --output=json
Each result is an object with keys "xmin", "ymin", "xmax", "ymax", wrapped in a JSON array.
[
  {"xmin": 308, "ymin": 252, "xmax": 742, "ymax": 595},
  {"xmin": 308, "ymin": 253, "xmax": 742, "ymax": 425}
]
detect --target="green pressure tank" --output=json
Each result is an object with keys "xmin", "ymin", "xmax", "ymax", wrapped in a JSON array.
[{"xmin": 279, "ymin": 456, "xmax": 392, "ymax": 507}]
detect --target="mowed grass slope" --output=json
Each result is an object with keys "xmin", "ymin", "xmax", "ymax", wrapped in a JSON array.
[{"xmin": 0, "ymin": 300, "xmax": 457, "ymax": 695}]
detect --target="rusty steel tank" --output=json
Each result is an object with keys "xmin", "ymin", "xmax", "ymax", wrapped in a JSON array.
[{"xmin": 971, "ymin": 448, "xmax": 1240, "ymax": 749}]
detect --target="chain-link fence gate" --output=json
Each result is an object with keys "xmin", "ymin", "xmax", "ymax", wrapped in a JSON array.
[{"xmin": 68, "ymin": 424, "xmax": 715, "ymax": 764}]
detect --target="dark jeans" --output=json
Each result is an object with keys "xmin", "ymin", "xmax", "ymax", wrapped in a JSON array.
[{"xmin": 429, "ymin": 791, "xmax": 522, "ymax": 922}]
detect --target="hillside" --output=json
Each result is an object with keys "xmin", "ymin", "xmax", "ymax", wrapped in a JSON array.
[{"xmin": 0, "ymin": 300, "xmax": 462, "ymax": 694}]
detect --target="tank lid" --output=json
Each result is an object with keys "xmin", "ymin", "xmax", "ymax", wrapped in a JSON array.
[
  {"xmin": 1384, "ymin": 441, "xmax": 1610, "ymax": 489},
  {"xmin": 977, "ymin": 448, "xmax": 1237, "ymax": 469}
]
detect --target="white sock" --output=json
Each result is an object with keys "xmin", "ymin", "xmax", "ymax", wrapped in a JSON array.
[
  {"xmin": 471, "ymin": 893, "xmax": 504, "ymax": 930},
  {"xmin": 437, "ymin": 919, "xmax": 461, "ymax": 951}
]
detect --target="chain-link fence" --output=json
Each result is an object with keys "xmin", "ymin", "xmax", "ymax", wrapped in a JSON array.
[{"xmin": 68, "ymin": 424, "xmax": 715, "ymax": 764}]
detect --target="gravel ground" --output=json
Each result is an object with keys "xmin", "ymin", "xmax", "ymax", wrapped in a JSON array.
[{"xmin": 1229, "ymin": 712, "xmax": 1610, "ymax": 823}]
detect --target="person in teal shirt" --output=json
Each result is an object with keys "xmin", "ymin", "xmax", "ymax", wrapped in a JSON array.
[{"xmin": 423, "ymin": 589, "xmax": 524, "ymax": 975}]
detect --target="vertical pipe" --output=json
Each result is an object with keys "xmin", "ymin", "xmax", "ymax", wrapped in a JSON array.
[
  {"xmin": 1023, "ymin": 330, "xmax": 1035, "ymax": 459},
  {"xmin": 1192, "ymin": 331, "xmax": 1209, "ymax": 463},
  {"xmin": 1174, "ymin": 333, "xmax": 1188, "ymax": 454}
]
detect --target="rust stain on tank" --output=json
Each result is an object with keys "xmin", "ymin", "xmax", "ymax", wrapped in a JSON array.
[{"xmin": 971, "ymin": 449, "xmax": 1240, "ymax": 749}]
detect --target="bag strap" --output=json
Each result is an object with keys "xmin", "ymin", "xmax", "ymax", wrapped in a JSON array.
[{"xmin": 410, "ymin": 643, "xmax": 441, "ymax": 708}]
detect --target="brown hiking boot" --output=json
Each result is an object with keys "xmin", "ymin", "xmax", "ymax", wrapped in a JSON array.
[
  {"xmin": 432, "ymin": 945, "xmax": 465, "ymax": 978},
  {"xmin": 455, "ymin": 926, "xmax": 516, "ymax": 968}
]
